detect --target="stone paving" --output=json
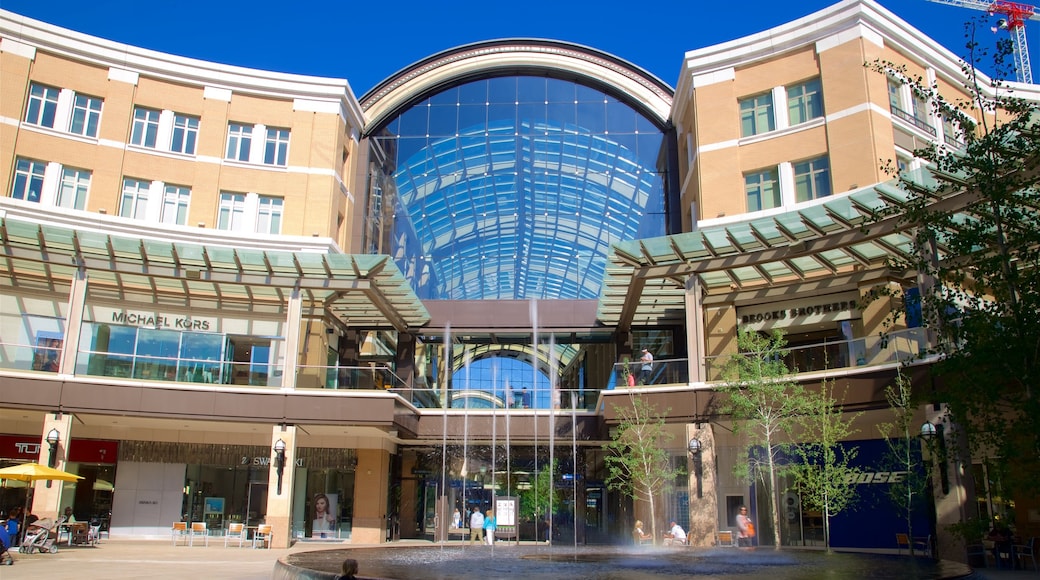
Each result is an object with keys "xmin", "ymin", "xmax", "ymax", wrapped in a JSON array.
[{"xmin": 1, "ymin": 538, "xmax": 1037, "ymax": 579}]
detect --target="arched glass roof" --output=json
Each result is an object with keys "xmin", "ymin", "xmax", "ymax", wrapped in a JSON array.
[{"xmin": 370, "ymin": 75, "xmax": 668, "ymax": 301}]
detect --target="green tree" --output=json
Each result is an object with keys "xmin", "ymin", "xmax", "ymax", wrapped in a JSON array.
[
  {"xmin": 876, "ymin": 370, "xmax": 931, "ymax": 554},
  {"xmin": 867, "ymin": 26, "xmax": 1040, "ymax": 496},
  {"xmin": 518, "ymin": 459, "xmax": 559, "ymax": 540},
  {"xmin": 791, "ymin": 380, "xmax": 861, "ymax": 553},
  {"xmin": 720, "ymin": 328, "xmax": 810, "ymax": 550},
  {"xmin": 604, "ymin": 395, "xmax": 681, "ymax": 543}
]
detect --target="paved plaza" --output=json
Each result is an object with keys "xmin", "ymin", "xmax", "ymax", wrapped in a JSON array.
[{"xmin": 2, "ymin": 539, "xmax": 1038, "ymax": 579}]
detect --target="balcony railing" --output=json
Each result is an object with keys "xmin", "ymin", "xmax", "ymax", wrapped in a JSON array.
[
  {"xmin": 890, "ymin": 105, "xmax": 937, "ymax": 136},
  {"xmin": 1, "ymin": 327, "xmax": 931, "ymax": 398}
]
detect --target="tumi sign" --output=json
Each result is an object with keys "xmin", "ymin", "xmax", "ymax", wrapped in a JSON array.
[{"xmin": 0, "ymin": 434, "xmax": 118, "ymax": 463}]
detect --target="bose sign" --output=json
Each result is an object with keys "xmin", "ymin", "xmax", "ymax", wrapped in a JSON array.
[{"xmin": 846, "ymin": 471, "xmax": 908, "ymax": 485}]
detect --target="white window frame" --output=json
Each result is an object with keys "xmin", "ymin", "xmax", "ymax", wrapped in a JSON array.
[
  {"xmin": 786, "ymin": 78, "xmax": 823, "ymax": 127},
  {"xmin": 120, "ymin": 178, "xmax": 151, "ymax": 219},
  {"xmin": 24, "ymin": 83, "xmax": 60, "ymax": 128},
  {"xmin": 263, "ymin": 127, "xmax": 290, "ymax": 166},
  {"xmin": 739, "ymin": 92, "xmax": 775, "ymax": 137},
  {"xmin": 161, "ymin": 184, "xmax": 191, "ymax": 225},
  {"xmin": 57, "ymin": 167, "xmax": 90, "ymax": 210},
  {"xmin": 792, "ymin": 156, "xmax": 831, "ymax": 203},
  {"xmin": 12, "ymin": 158, "xmax": 47, "ymax": 203},
  {"xmin": 131, "ymin": 107, "xmax": 161, "ymax": 148},
  {"xmin": 226, "ymin": 123, "xmax": 253, "ymax": 162},
  {"xmin": 256, "ymin": 195, "xmax": 284, "ymax": 234},
  {"xmin": 744, "ymin": 167, "xmax": 781, "ymax": 212},
  {"xmin": 217, "ymin": 192, "xmax": 247, "ymax": 231},
  {"xmin": 171, "ymin": 114, "xmax": 200, "ymax": 155},
  {"xmin": 70, "ymin": 93, "xmax": 103, "ymax": 138}
]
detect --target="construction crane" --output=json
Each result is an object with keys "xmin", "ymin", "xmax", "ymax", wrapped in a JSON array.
[{"xmin": 926, "ymin": 0, "xmax": 1040, "ymax": 83}]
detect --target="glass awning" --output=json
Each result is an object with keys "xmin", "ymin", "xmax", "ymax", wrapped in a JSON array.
[
  {"xmin": 0, "ymin": 215, "xmax": 430, "ymax": 331},
  {"xmin": 596, "ymin": 172, "xmax": 952, "ymax": 328}
]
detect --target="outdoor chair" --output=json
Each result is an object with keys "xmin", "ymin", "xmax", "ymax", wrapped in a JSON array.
[
  {"xmin": 188, "ymin": 521, "xmax": 208, "ymax": 547},
  {"xmin": 717, "ymin": 530, "xmax": 736, "ymax": 547},
  {"xmin": 171, "ymin": 522, "xmax": 188, "ymax": 546},
  {"xmin": 87, "ymin": 523, "xmax": 101, "ymax": 546},
  {"xmin": 966, "ymin": 543, "xmax": 987, "ymax": 567},
  {"xmin": 224, "ymin": 522, "xmax": 246, "ymax": 548},
  {"xmin": 252, "ymin": 524, "xmax": 272, "ymax": 549},
  {"xmin": 1015, "ymin": 537, "xmax": 1038, "ymax": 572}
]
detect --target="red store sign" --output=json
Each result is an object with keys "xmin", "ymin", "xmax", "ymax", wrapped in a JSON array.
[{"xmin": 0, "ymin": 434, "xmax": 118, "ymax": 463}]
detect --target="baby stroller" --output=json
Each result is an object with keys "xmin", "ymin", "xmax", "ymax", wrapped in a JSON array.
[{"xmin": 19, "ymin": 518, "xmax": 58, "ymax": 554}]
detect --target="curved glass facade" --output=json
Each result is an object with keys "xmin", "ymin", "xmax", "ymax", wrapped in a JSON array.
[{"xmin": 368, "ymin": 75, "xmax": 668, "ymax": 301}]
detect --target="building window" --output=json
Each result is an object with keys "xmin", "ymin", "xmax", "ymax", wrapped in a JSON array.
[
  {"xmin": 171, "ymin": 114, "xmax": 200, "ymax": 155},
  {"xmin": 217, "ymin": 192, "xmax": 246, "ymax": 231},
  {"xmin": 25, "ymin": 83, "xmax": 60, "ymax": 128},
  {"xmin": 740, "ymin": 93, "xmax": 774, "ymax": 137},
  {"xmin": 793, "ymin": 156, "xmax": 831, "ymax": 202},
  {"xmin": 942, "ymin": 116, "xmax": 964, "ymax": 149},
  {"xmin": 12, "ymin": 158, "xmax": 46, "ymax": 203},
  {"xmin": 745, "ymin": 168, "xmax": 780, "ymax": 212},
  {"xmin": 888, "ymin": 78, "xmax": 936, "ymax": 136},
  {"xmin": 256, "ymin": 196, "xmax": 283, "ymax": 234},
  {"xmin": 70, "ymin": 94, "xmax": 103, "ymax": 138},
  {"xmin": 57, "ymin": 167, "xmax": 90, "ymax": 210},
  {"xmin": 226, "ymin": 123, "xmax": 253, "ymax": 162},
  {"xmin": 787, "ymin": 78, "xmax": 823, "ymax": 126},
  {"xmin": 131, "ymin": 107, "xmax": 161, "ymax": 148},
  {"xmin": 120, "ymin": 178, "xmax": 150, "ymax": 219},
  {"xmin": 161, "ymin": 185, "xmax": 191, "ymax": 225},
  {"xmin": 264, "ymin": 127, "xmax": 290, "ymax": 166}
]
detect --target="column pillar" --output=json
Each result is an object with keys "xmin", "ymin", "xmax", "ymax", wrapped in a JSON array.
[
  {"xmin": 32, "ymin": 412, "xmax": 74, "ymax": 520},
  {"xmin": 684, "ymin": 275, "xmax": 705, "ymax": 383},
  {"xmin": 59, "ymin": 270, "xmax": 88, "ymax": 375},
  {"xmin": 265, "ymin": 424, "xmax": 297, "ymax": 548},
  {"xmin": 281, "ymin": 287, "xmax": 303, "ymax": 388},
  {"xmin": 686, "ymin": 422, "xmax": 719, "ymax": 547},
  {"xmin": 352, "ymin": 448, "xmax": 390, "ymax": 543},
  {"xmin": 394, "ymin": 333, "xmax": 416, "ymax": 390},
  {"xmin": 924, "ymin": 404, "xmax": 977, "ymax": 563}
]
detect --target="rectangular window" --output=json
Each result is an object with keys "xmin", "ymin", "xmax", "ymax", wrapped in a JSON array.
[
  {"xmin": 217, "ymin": 192, "xmax": 246, "ymax": 231},
  {"xmin": 942, "ymin": 116, "xmax": 964, "ymax": 149},
  {"xmin": 161, "ymin": 185, "xmax": 191, "ymax": 225},
  {"xmin": 887, "ymin": 79, "xmax": 902, "ymax": 111},
  {"xmin": 787, "ymin": 78, "xmax": 823, "ymax": 126},
  {"xmin": 745, "ymin": 168, "xmax": 780, "ymax": 212},
  {"xmin": 740, "ymin": 93, "xmax": 774, "ymax": 137},
  {"xmin": 120, "ymin": 178, "xmax": 150, "ymax": 219},
  {"xmin": 131, "ymin": 107, "xmax": 161, "ymax": 148},
  {"xmin": 793, "ymin": 156, "xmax": 832, "ymax": 202},
  {"xmin": 226, "ymin": 123, "xmax": 253, "ymax": 161},
  {"xmin": 12, "ymin": 158, "xmax": 47, "ymax": 203},
  {"xmin": 263, "ymin": 127, "xmax": 290, "ymax": 166},
  {"xmin": 70, "ymin": 94, "xmax": 103, "ymax": 137},
  {"xmin": 256, "ymin": 196, "xmax": 284, "ymax": 234},
  {"xmin": 171, "ymin": 114, "xmax": 200, "ymax": 154},
  {"xmin": 25, "ymin": 83, "xmax": 59, "ymax": 128},
  {"xmin": 57, "ymin": 167, "xmax": 90, "ymax": 210}
]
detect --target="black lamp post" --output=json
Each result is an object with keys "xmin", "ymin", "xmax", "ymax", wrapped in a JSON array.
[
  {"xmin": 920, "ymin": 421, "xmax": 949, "ymax": 495},
  {"xmin": 46, "ymin": 428, "xmax": 60, "ymax": 487},
  {"xmin": 273, "ymin": 439, "xmax": 286, "ymax": 495},
  {"xmin": 688, "ymin": 437, "xmax": 703, "ymax": 499}
]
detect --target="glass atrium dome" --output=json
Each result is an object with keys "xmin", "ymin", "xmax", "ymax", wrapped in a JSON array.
[{"xmin": 365, "ymin": 52, "xmax": 672, "ymax": 301}]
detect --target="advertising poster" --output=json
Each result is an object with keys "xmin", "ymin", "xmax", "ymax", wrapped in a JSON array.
[{"xmin": 311, "ymin": 492, "xmax": 338, "ymax": 538}]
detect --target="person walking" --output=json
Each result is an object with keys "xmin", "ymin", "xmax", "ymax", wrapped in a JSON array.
[
  {"xmin": 639, "ymin": 348, "xmax": 654, "ymax": 385},
  {"xmin": 483, "ymin": 509, "xmax": 496, "ymax": 545},
  {"xmin": 469, "ymin": 507, "xmax": 484, "ymax": 545}
]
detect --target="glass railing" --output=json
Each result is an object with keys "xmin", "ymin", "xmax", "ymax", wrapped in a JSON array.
[
  {"xmin": 0, "ymin": 327, "xmax": 932, "ymax": 396},
  {"xmin": 704, "ymin": 327, "xmax": 929, "ymax": 381}
]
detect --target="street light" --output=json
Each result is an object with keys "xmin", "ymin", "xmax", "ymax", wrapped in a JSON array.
[
  {"xmin": 919, "ymin": 420, "xmax": 949, "ymax": 495},
  {"xmin": 46, "ymin": 428, "xmax": 60, "ymax": 488},
  {"xmin": 688, "ymin": 437, "xmax": 703, "ymax": 499},
  {"xmin": 273, "ymin": 439, "xmax": 286, "ymax": 495}
]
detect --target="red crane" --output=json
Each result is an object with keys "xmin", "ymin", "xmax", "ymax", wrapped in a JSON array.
[{"xmin": 926, "ymin": 0, "xmax": 1040, "ymax": 83}]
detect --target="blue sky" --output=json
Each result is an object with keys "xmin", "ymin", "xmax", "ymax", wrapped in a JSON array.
[{"xmin": 3, "ymin": 0, "xmax": 1038, "ymax": 97}]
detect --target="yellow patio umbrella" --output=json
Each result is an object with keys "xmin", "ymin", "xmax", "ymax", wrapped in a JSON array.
[{"xmin": 0, "ymin": 463, "xmax": 83, "ymax": 521}]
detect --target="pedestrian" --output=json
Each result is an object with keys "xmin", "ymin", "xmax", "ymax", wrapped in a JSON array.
[
  {"xmin": 639, "ymin": 348, "xmax": 653, "ymax": 384},
  {"xmin": 736, "ymin": 506, "xmax": 754, "ymax": 547},
  {"xmin": 335, "ymin": 558, "xmax": 358, "ymax": 580},
  {"xmin": 483, "ymin": 509, "xmax": 496, "ymax": 545},
  {"xmin": 451, "ymin": 508, "xmax": 461, "ymax": 529},
  {"xmin": 469, "ymin": 506, "xmax": 484, "ymax": 545}
]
